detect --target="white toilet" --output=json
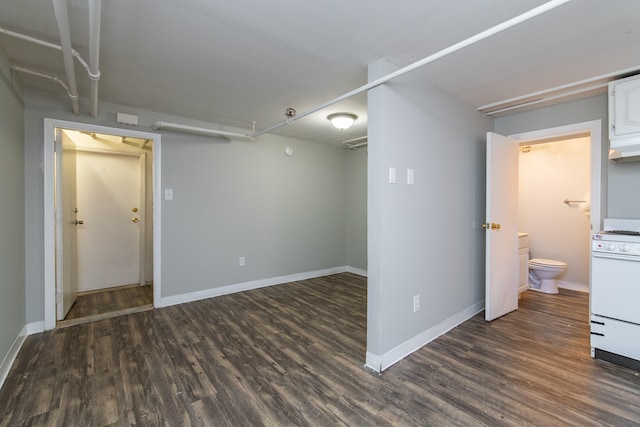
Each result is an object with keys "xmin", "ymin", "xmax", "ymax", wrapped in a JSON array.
[{"xmin": 528, "ymin": 258, "xmax": 567, "ymax": 294}]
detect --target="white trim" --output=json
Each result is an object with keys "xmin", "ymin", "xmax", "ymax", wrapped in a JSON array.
[
  {"xmin": 345, "ymin": 266, "xmax": 368, "ymax": 277},
  {"xmin": 365, "ymin": 300, "xmax": 485, "ymax": 373},
  {"xmin": 43, "ymin": 119, "xmax": 161, "ymax": 330},
  {"xmin": 26, "ymin": 321, "xmax": 45, "ymax": 334},
  {"xmin": 365, "ymin": 352, "xmax": 383, "ymax": 373},
  {"xmin": 160, "ymin": 266, "xmax": 348, "ymax": 307},
  {"xmin": 0, "ymin": 325, "xmax": 28, "ymax": 389},
  {"xmin": 558, "ymin": 280, "xmax": 589, "ymax": 293}
]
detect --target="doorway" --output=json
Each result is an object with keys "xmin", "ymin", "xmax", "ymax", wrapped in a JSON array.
[
  {"xmin": 510, "ymin": 120, "xmax": 602, "ymax": 298},
  {"xmin": 485, "ymin": 120, "xmax": 602, "ymax": 321},
  {"xmin": 44, "ymin": 119, "xmax": 162, "ymax": 330},
  {"xmin": 57, "ymin": 130, "xmax": 152, "ymax": 326},
  {"xmin": 518, "ymin": 135, "xmax": 591, "ymax": 293}
]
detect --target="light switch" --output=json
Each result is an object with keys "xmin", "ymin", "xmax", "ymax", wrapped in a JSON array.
[
  {"xmin": 407, "ymin": 168, "xmax": 414, "ymax": 186},
  {"xmin": 389, "ymin": 167, "xmax": 397, "ymax": 184},
  {"xmin": 164, "ymin": 188, "xmax": 174, "ymax": 200}
]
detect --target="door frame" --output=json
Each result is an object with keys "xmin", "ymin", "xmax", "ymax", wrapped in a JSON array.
[
  {"xmin": 508, "ymin": 119, "xmax": 603, "ymax": 237},
  {"xmin": 44, "ymin": 119, "xmax": 162, "ymax": 330}
]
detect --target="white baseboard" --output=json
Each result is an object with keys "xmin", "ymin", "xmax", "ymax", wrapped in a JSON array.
[
  {"xmin": 27, "ymin": 321, "xmax": 45, "ymax": 335},
  {"xmin": 0, "ymin": 325, "xmax": 28, "ymax": 390},
  {"xmin": 365, "ymin": 300, "xmax": 485, "ymax": 373},
  {"xmin": 160, "ymin": 266, "xmax": 350, "ymax": 307},
  {"xmin": 557, "ymin": 280, "xmax": 589, "ymax": 293},
  {"xmin": 346, "ymin": 266, "xmax": 367, "ymax": 277}
]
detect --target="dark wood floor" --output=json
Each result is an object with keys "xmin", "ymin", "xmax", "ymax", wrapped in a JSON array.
[
  {"xmin": 60, "ymin": 284, "xmax": 153, "ymax": 326},
  {"xmin": 2, "ymin": 273, "xmax": 640, "ymax": 426}
]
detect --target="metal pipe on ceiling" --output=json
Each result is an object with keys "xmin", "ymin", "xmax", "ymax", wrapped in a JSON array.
[
  {"xmin": 88, "ymin": 0, "xmax": 102, "ymax": 117},
  {"xmin": 249, "ymin": 0, "xmax": 572, "ymax": 139},
  {"xmin": 479, "ymin": 64, "xmax": 640, "ymax": 115},
  {"xmin": 52, "ymin": 0, "xmax": 80, "ymax": 115},
  {"xmin": 10, "ymin": 65, "xmax": 74, "ymax": 98},
  {"xmin": 151, "ymin": 0, "xmax": 571, "ymax": 141},
  {"xmin": 0, "ymin": 27, "xmax": 91, "ymax": 72},
  {"xmin": 151, "ymin": 121, "xmax": 252, "ymax": 139}
]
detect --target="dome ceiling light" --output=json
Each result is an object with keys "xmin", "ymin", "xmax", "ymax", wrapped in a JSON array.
[{"xmin": 327, "ymin": 113, "xmax": 357, "ymax": 130}]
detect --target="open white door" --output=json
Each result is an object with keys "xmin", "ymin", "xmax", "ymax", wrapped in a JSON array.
[
  {"xmin": 55, "ymin": 129, "xmax": 79, "ymax": 320},
  {"xmin": 485, "ymin": 132, "xmax": 519, "ymax": 321}
]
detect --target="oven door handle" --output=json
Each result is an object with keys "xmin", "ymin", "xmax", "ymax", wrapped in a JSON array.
[{"xmin": 592, "ymin": 252, "xmax": 640, "ymax": 262}]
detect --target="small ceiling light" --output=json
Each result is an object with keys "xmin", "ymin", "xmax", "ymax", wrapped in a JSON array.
[{"xmin": 327, "ymin": 113, "xmax": 357, "ymax": 130}]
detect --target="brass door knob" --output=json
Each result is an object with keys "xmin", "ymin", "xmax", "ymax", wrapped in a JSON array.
[
  {"xmin": 482, "ymin": 222, "xmax": 501, "ymax": 230},
  {"xmin": 132, "ymin": 217, "xmax": 139, "ymax": 223}
]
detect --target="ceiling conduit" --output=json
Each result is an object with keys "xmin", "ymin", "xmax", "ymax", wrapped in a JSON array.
[
  {"xmin": 52, "ymin": 0, "xmax": 80, "ymax": 115},
  {"xmin": 10, "ymin": 65, "xmax": 75, "ymax": 98},
  {"xmin": 0, "ymin": 27, "xmax": 91, "ymax": 73},
  {"xmin": 153, "ymin": 0, "xmax": 572, "ymax": 141},
  {"xmin": 88, "ymin": 0, "xmax": 101, "ymax": 117}
]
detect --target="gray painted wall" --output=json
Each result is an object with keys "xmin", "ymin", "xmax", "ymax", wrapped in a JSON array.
[
  {"xmin": 367, "ymin": 59, "xmax": 492, "ymax": 358},
  {"xmin": 346, "ymin": 148, "xmax": 367, "ymax": 271},
  {"xmin": 23, "ymin": 88, "xmax": 353, "ymax": 323},
  {"xmin": 0, "ymin": 51, "xmax": 25, "ymax": 363}
]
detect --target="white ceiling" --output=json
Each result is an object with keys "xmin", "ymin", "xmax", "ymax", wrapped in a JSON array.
[{"xmin": 1, "ymin": 0, "xmax": 639, "ymax": 145}]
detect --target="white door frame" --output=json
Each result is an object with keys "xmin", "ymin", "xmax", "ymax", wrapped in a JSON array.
[
  {"xmin": 44, "ymin": 118, "xmax": 162, "ymax": 330},
  {"xmin": 508, "ymin": 119, "xmax": 602, "ymax": 236}
]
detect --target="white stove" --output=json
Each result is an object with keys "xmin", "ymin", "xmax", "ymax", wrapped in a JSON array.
[
  {"xmin": 591, "ymin": 218, "xmax": 640, "ymax": 370},
  {"xmin": 592, "ymin": 218, "xmax": 640, "ymax": 255}
]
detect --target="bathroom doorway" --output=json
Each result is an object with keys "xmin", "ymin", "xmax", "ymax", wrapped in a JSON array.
[{"xmin": 510, "ymin": 120, "xmax": 602, "ymax": 296}]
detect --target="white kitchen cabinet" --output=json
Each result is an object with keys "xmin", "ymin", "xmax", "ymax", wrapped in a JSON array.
[{"xmin": 609, "ymin": 74, "xmax": 640, "ymax": 140}]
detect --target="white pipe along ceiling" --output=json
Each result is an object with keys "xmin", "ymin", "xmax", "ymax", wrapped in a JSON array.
[
  {"xmin": 52, "ymin": 0, "xmax": 80, "ymax": 115},
  {"xmin": 1, "ymin": 0, "xmax": 101, "ymax": 117},
  {"xmin": 10, "ymin": 65, "xmax": 74, "ymax": 98},
  {"xmin": 88, "ymin": 0, "xmax": 101, "ymax": 117},
  {"xmin": 153, "ymin": 0, "xmax": 572, "ymax": 142}
]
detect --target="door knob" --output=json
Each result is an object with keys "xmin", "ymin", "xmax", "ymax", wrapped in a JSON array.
[
  {"xmin": 482, "ymin": 222, "xmax": 501, "ymax": 230},
  {"xmin": 132, "ymin": 217, "xmax": 139, "ymax": 223},
  {"xmin": 73, "ymin": 220, "xmax": 84, "ymax": 225}
]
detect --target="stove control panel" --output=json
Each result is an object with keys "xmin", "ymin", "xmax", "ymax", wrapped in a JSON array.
[{"xmin": 592, "ymin": 239, "xmax": 640, "ymax": 256}]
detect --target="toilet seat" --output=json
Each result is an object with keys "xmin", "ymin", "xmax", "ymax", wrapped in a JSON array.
[{"xmin": 529, "ymin": 258, "xmax": 567, "ymax": 268}]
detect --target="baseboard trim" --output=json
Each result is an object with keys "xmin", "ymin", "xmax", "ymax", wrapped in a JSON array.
[
  {"xmin": 160, "ymin": 266, "xmax": 350, "ymax": 307},
  {"xmin": 26, "ymin": 321, "xmax": 45, "ymax": 335},
  {"xmin": 0, "ymin": 325, "xmax": 28, "ymax": 390},
  {"xmin": 365, "ymin": 300, "xmax": 485, "ymax": 373},
  {"xmin": 557, "ymin": 280, "xmax": 589, "ymax": 293},
  {"xmin": 346, "ymin": 266, "xmax": 367, "ymax": 277}
]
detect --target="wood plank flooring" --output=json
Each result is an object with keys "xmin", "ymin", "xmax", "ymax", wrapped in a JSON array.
[
  {"xmin": 2, "ymin": 273, "xmax": 640, "ymax": 426},
  {"xmin": 64, "ymin": 284, "xmax": 153, "ymax": 321}
]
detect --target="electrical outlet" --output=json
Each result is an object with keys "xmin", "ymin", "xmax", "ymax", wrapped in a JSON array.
[
  {"xmin": 239, "ymin": 256, "xmax": 245, "ymax": 267},
  {"xmin": 413, "ymin": 295, "xmax": 421, "ymax": 313}
]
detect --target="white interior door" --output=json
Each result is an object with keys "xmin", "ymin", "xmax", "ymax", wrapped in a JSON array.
[
  {"xmin": 55, "ymin": 130, "xmax": 79, "ymax": 320},
  {"xmin": 485, "ymin": 132, "xmax": 519, "ymax": 321},
  {"xmin": 76, "ymin": 152, "xmax": 141, "ymax": 291}
]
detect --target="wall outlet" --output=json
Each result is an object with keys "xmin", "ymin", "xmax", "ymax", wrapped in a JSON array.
[
  {"xmin": 413, "ymin": 295, "xmax": 421, "ymax": 313},
  {"xmin": 239, "ymin": 256, "xmax": 245, "ymax": 267}
]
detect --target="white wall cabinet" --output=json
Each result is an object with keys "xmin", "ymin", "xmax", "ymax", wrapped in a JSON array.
[{"xmin": 609, "ymin": 74, "xmax": 640, "ymax": 140}]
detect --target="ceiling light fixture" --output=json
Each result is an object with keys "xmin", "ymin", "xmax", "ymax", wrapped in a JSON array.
[{"xmin": 327, "ymin": 113, "xmax": 357, "ymax": 130}]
